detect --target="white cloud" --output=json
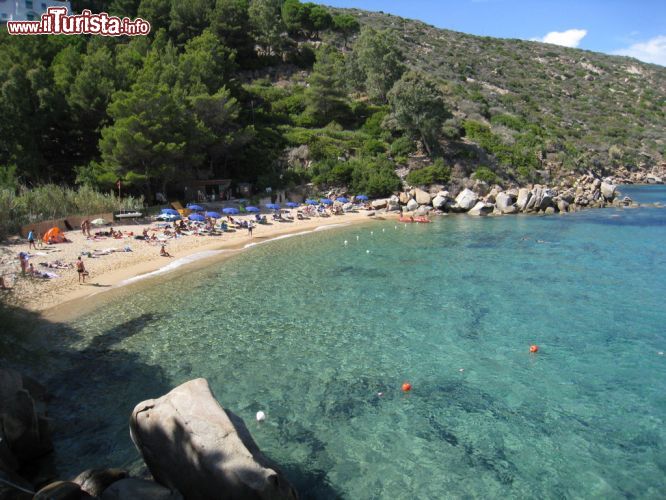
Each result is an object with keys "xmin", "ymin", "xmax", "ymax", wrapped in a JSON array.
[
  {"xmin": 539, "ymin": 29, "xmax": 588, "ymax": 48},
  {"xmin": 614, "ymin": 35, "xmax": 666, "ymax": 66}
]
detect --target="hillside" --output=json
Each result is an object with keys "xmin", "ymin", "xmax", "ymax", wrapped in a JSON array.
[
  {"xmin": 324, "ymin": 8, "xmax": 666, "ymax": 181},
  {"xmin": 0, "ymin": 0, "xmax": 664, "ymax": 213}
]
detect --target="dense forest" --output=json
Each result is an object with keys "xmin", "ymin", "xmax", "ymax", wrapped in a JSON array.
[{"xmin": 1, "ymin": 0, "xmax": 665, "ymax": 206}]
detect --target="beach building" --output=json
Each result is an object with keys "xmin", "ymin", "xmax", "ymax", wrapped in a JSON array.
[{"xmin": 0, "ymin": 0, "xmax": 71, "ymax": 22}]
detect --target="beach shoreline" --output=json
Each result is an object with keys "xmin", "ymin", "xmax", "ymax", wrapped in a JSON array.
[{"xmin": 0, "ymin": 211, "xmax": 382, "ymax": 322}]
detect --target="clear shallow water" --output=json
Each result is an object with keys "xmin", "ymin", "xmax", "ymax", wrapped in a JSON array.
[{"xmin": 15, "ymin": 186, "xmax": 666, "ymax": 498}]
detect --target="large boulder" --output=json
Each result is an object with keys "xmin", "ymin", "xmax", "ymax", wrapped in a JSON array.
[
  {"xmin": 398, "ymin": 192, "xmax": 410, "ymax": 204},
  {"xmin": 600, "ymin": 182, "xmax": 616, "ymax": 201},
  {"xmin": 386, "ymin": 198, "xmax": 401, "ymax": 212},
  {"xmin": 646, "ymin": 174, "xmax": 663, "ymax": 184},
  {"xmin": 468, "ymin": 202, "xmax": 494, "ymax": 216},
  {"xmin": 414, "ymin": 188, "xmax": 431, "ymax": 205},
  {"xmin": 431, "ymin": 194, "xmax": 448, "ymax": 210},
  {"xmin": 538, "ymin": 188, "xmax": 556, "ymax": 210},
  {"xmin": 557, "ymin": 199, "xmax": 570, "ymax": 213},
  {"xmin": 101, "ymin": 479, "xmax": 182, "ymax": 500},
  {"xmin": 495, "ymin": 192, "xmax": 515, "ymax": 211},
  {"xmin": 0, "ymin": 369, "xmax": 52, "ymax": 465},
  {"xmin": 454, "ymin": 189, "xmax": 478, "ymax": 210},
  {"xmin": 130, "ymin": 379, "xmax": 298, "ymax": 500},
  {"xmin": 516, "ymin": 188, "xmax": 531, "ymax": 211},
  {"xmin": 371, "ymin": 199, "xmax": 387, "ymax": 209},
  {"xmin": 405, "ymin": 198, "xmax": 419, "ymax": 212}
]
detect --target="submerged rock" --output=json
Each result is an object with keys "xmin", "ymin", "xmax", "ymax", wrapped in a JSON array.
[
  {"xmin": 73, "ymin": 468, "xmax": 128, "ymax": 497},
  {"xmin": 130, "ymin": 378, "xmax": 298, "ymax": 500},
  {"xmin": 101, "ymin": 478, "xmax": 182, "ymax": 500}
]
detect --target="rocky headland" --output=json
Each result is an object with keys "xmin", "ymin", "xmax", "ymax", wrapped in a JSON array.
[{"xmin": 351, "ymin": 168, "xmax": 666, "ymax": 217}]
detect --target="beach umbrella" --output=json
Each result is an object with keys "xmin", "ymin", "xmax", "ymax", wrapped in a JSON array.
[
  {"xmin": 320, "ymin": 198, "xmax": 333, "ymax": 205},
  {"xmin": 90, "ymin": 218, "xmax": 107, "ymax": 226},
  {"xmin": 355, "ymin": 195, "xmax": 368, "ymax": 201},
  {"xmin": 187, "ymin": 204, "xmax": 204, "ymax": 211},
  {"xmin": 305, "ymin": 199, "xmax": 318, "ymax": 205},
  {"xmin": 161, "ymin": 208, "xmax": 179, "ymax": 215},
  {"xmin": 265, "ymin": 203, "xmax": 281, "ymax": 210},
  {"xmin": 223, "ymin": 207, "xmax": 240, "ymax": 215},
  {"xmin": 205, "ymin": 211, "xmax": 221, "ymax": 219},
  {"xmin": 245, "ymin": 206, "xmax": 260, "ymax": 213},
  {"xmin": 189, "ymin": 213, "xmax": 205, "ymax": 222},
  {"xmin": 286, "ymin": 202, "xmax": 299, "ymax": 208},
  {"xmin": 335, "ymin": 197, "xmax": 349, "ymax": 204}
]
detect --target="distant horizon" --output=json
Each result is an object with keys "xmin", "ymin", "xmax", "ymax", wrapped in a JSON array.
[{"xmin": 315, "ymin": 0, "xmax": 666, "ymax": 67}]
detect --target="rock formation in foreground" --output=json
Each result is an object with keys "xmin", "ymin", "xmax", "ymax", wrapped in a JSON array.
[{"xmin": 130, "ymin": 378, "xmax": 298, "ymax": 500}]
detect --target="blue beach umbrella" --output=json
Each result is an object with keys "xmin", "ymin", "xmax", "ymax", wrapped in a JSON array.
[
  {"xmin": 205, "ymin": 211, "xmax": 221, "ymax": 219},
  {"xmin": 286, "ymin": 202, "xmax": 299, "ymax": 208},
  {"xmin": 187, "ymin": 204, "xmax": 204, "ymax": 211},
  {"xmin": 355, "ymin": 195, "xmax": 368, "ymax": 201},
  {"xmin": 265, "ymin": 203, "xmax": 281, "ymax": 210},
  {"xmin": 305, "ymin": 199, "xmax": 318, "ymax": 205},
  {"xmin": 223, "ymin": 207, "xmax": 240, "ymax": 215},
  {"xmin": 189, "ymin": 213, "xmax": 205, "ymax": 222},
  {"xmin": 245, "ymin": 206, "xmax": 260, "ymax": 213},
  {"xmin": 335, "ymin": 197, "xmax": 349, "ymax": 204},
  {"xmin": 161, "ymin": 208, "xmax": 179, "ymax": 215},
  {"xmin": 320, "ymin": 198, "xmax": 333, "ymax": 205}
]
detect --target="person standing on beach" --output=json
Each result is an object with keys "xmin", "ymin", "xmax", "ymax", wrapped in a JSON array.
[
  {"xmin": 18, "ymin": 252, "xmax": 28, "ymax": 275},
  {"xmin": 27, "ymin": 229, "xmax": 36, "ymax": 250},
  {"xmin": 248, "ymin": 221, "xmax": 253, "ymax": 237},
  {"xmin": 76, "ymin": 256, "xmax": 86, "ymax": 283}
]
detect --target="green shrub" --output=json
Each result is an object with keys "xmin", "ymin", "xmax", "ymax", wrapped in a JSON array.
[
  {"xmin": 363, "ymin": 138, "xmax": 387, "ymax": 155},
  {"xmin": 406, "ymin": 160, "xmax": 451, "ymax": 186},
  {"xmin": 350, "ymin": 156, "xmax": 401, "ymax": 197},
  {"xmin": 473, "ymin": 166, "xmax": 500, "ymax": 184},
  {"xmin": 390, "ymin": 136, "xmax": 415, "ymax": 157}
]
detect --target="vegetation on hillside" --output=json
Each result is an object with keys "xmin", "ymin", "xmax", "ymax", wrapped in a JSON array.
[{"xmin": 1, "ymin": 0, "xmax": 664, "ymax": 216}]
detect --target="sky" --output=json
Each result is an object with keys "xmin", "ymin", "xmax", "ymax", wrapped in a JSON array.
[{"xmin": 315, "ymin": 0, "xmax": 666, "ymax": 66}]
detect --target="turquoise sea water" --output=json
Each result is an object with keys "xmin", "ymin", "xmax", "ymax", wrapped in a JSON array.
[{"xmin": 10, "ymin": 186, "xmax": 666, "ymax": 498}]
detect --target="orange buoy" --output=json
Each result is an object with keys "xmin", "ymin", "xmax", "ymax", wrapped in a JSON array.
[
  {"xmin": 530, "ymin": 345, "xmax": 539, "ymax": 353},
  {"xmin": 402, "ymin": 382, "xmax": 412, "ymax": 392}
]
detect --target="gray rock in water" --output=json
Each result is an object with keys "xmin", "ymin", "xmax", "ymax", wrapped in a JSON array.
[
  {"xmin": 405, "ymin": 198, "xmax": 419, "ymax": 211},
  {"xmin": 600, "ymin": 182, "xmax": 616, "ymax": 200},
  {"xmin": 468, "ymin": 202, "xmax": 494, "ymax": 216},
  {"xmin": 516, "ymin": 188, "xmax": 531, "ymax": 211},
  {"xmin": 501, "ymin": 205, "xmax": 519, "ymax": 215},
  {"xmin": 73, "ymin": 468, "xmax": 128, "ymax": 497},
  {"xmin": 130, "ymin": 379, "xmax": 298, "ymax": 500},
  {"xmin": 454, "ymin": 189, "xmax": 478, "ymax": 210},
  {"xmin": 646, "ymin": 174, "xmax": 663, "ymax": 184},
  {"xmin": 544, "ymin": 206, "xmax": 556, "ymax": 215},
  {"xmin": 557, "ymin": 200, "xmax": 570, "ymax": 213},
  {"xmin": 101, "ymin": 479, "xmax": 182, "ymax": 500},
  {"xmin": 539, "ymin": 188, "xmax": 556, "ymax": 210}
]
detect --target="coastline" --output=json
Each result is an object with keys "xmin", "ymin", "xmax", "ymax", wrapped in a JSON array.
[{"xmin": 0, "ymin": 211, "xmax": 380, "ymax": 323}]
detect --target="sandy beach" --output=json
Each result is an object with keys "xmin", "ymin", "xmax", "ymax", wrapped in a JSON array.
[{"xmin": 0, "ymin": 210, "xmax": 381, "ymax": 318}]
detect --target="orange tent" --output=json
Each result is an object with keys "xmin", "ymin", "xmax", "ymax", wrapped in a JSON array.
[{"xmin": 43, "ymin": 227, "xmax": 63, "ymax": 243}]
